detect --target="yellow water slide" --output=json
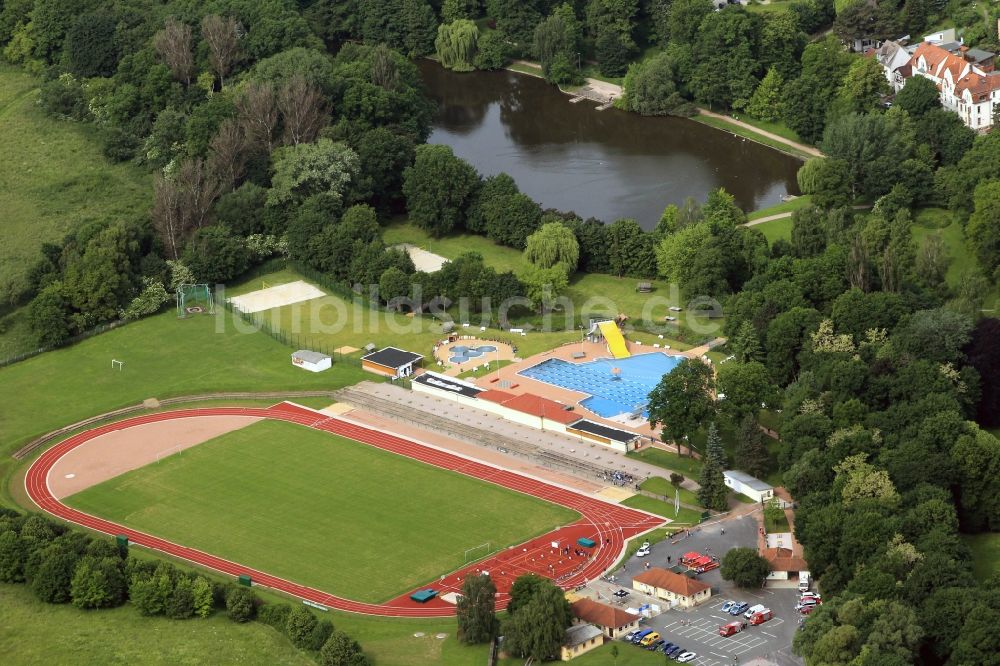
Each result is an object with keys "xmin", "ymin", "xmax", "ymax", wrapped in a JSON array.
[{"xmin": 598, "ymin": 320, "xmax": 631, "ymax": 359}]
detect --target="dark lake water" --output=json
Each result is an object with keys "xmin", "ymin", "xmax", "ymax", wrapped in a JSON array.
[{"xmin": 418, "ymin": 60, "xmax": 802, "ymax": 230}]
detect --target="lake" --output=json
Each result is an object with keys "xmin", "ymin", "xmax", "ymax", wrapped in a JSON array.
[{"xmin": 419, "ymin": 60, "xmax": 802, "ymax": 230}]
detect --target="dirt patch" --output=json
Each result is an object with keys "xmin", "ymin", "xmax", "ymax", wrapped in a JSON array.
[{"xmin": 48, "ymin": 415, "xmax": 262, "ymax": 499}]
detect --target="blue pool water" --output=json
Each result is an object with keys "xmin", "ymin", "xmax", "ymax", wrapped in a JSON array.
[
  {"xmin": 448, "ymin": 344, "xmax": 498, "ymax": 364},
  {"xmin": 518, "ymin": 352, "xmax": 683, "ymax": 418}
]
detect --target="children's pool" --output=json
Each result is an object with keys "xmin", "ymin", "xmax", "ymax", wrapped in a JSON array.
[
  {"xmin": 448, "ymin": 344, "xmax": 498, "ymax": 364},
  {"xmin": 518, "ymin": 352, "xmax": 683, "ymax": 418}
]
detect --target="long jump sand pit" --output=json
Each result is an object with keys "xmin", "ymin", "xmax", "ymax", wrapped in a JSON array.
[
  {"xmin": 47, "ymin": 415, "xmax": 261, "ymax": 499},
  {"xmin": 227, "ymin": 280, "xmax": 325, "ymax": 313}
]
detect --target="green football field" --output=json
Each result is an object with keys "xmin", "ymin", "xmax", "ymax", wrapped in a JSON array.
[{"xmin": 66, "ymin": 420, "xmax": 578, "ymax": 602}]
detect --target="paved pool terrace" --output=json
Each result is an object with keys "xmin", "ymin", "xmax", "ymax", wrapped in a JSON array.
[{"xmin": 517, "ymin": 352, "xmax": 683, "ymax": 419}]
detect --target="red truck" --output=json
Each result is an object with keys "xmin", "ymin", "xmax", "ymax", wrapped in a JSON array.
[
  {"xmin": 719, "ymin": 621, "xmax": 744, "ymax": 637},
  {"xmin": 750, "ymin": 609, "xmax": 773, "ymax": 625}
]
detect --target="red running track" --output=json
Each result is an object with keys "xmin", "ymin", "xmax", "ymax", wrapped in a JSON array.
[{"xmin": 25, "ymin": 402, "xmax": 664, "ymax": 617}]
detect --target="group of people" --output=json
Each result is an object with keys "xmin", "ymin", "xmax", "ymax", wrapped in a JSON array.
[{"xmin": 599, "ymin": 470, "xmax": 635, "ymax": 487}]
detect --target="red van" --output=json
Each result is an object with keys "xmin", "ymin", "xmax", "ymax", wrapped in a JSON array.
[
  {"xmin": 750, "ymin": 609, "xmax": 773, "ymax": 625},
  {"xmin": 719, "ymin": 621, "xmax": 744, "ymax": 637}
]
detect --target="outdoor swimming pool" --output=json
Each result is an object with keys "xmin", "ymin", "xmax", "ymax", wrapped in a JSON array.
[
  {"xmin": 518, "ymin": 352, "xmax": 683, "ymax": 418},
  {"xmin": 448, "ymin": 344, "xmax": 498, "ymax": 364}
]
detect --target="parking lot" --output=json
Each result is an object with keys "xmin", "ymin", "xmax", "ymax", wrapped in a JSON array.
[{"xmin": 609, "ymin": 516, "xmax": 803, "ymax": 665}]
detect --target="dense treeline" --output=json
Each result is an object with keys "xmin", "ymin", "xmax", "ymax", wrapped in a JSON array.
[{"xmin": 0, "ymin": 508, "xmax": 370, "ymax": 665}]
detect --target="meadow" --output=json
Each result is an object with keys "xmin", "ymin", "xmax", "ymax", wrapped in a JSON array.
[{"xmin": 66, "ymin": 420, "xmax": 578, "ymax": 602}]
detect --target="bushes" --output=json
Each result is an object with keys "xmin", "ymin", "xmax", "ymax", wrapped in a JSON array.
[{"xmin": 225, "ymin": 586, "xmax": 257, "ymax": 623}]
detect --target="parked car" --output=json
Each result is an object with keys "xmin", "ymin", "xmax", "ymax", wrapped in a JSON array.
[
  {"xmin": 719, "ymin": 621, "xmax": 744, "ymax": 637},
  {"xmin": 799, "ymin": 604, "xmax": 816, "ymax": 615},
  {"xmin": 636, "ymin": 546, "xmax": 651, "ymax": 557},
  {"xmin": 666, "ymin": 645, "xmax": 683, "ymax": 657},
  {"xmin": 623, "ymin": 629, "xmax": 640, "ymax": 642},
  {"xmin": 799, "ymin": 592, "xmax": 822, "ymax": 601},
  {"xmin": 721, "ymin": 600, "xmax": 736, "ymax": 613},
  {"xmin": 613, "ymin": 588, "xmax": 630, "ymax": 598},
  {"xmin": 730, "ymin": 601, "xmax": 750, "ymax": 616},
  {"xmin": 677, "ymin": 652, "xmax": 698, "ymax": 663},
  {"xmin": 795, "ymin": 598, "xmax": 820, "ymax": 611},
  {"xmin": 660, "ymin": 642, "xmax": 675, "ymax": 653},
  {"xmin": 647, "ymin": 639, "xmax": 665, "ymax": 651},
  {"xmin": 640, "ymin": 632, "xmax": 661, "ymax": 647},
  {"xmin": 631, "ymin": 628, "xmax": 653, "ymax": 644},
  {"xmin": 744, "ymin": 603, "xmax": 767, "ymax": 619}
]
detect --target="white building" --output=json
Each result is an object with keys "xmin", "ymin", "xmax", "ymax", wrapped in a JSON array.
[
  {"xmin": 723, "ymin": 470, "xmax": 774, "ymax": 503},
  {"xmin": 291, "ymin": 350, "xmax": 331, "ymax": 373}
]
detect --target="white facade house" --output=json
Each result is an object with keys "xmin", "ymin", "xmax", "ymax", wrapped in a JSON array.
[
  {"xmin": 291, "ymin": 350, "xmax": 331, "ymax": 373},
  {"xmin": 723, "ymin": 470, "xmax": 774, "ymax": 503}
]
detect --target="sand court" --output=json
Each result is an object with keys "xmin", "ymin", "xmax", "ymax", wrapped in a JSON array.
[{"xmin": 227, "ymin": 280, "xmax": 326, "ymax": 313}]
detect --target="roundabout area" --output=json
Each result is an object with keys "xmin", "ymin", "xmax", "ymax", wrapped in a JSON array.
[{"xmin": 25, "ymin": 402, "xmax": 663, "ymax": 617}]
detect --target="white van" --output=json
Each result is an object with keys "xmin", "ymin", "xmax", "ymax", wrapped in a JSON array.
[
  {"xmin": 798, "ymin": 571, "xmax": 810, "ymax": 592},
  {"xmin": 744, "ymin": 603, "xmax": 767, "ymax": 619}
]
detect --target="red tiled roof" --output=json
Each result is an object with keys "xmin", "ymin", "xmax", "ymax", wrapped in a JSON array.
[
  {"xmin": 501, "ymin": 393, "xmax": 580, "ymax": 424},
  {"xmin": 762, "ymin": 547, "xmax": 808, "ymax": 572},
  {"xmin": 633, "ymin": 568, "xmax": 710, "ymax": 596},
  {"xmin": 477, "ymin": 389, "xmax": 516, "ymax": 404},
  {"xmin": 571, "ymin": 598, "xmax": 640, "ymax": 629},
  {"xmin": 910, "ymin": 42, "xmax": 970, "ymax": 83}
]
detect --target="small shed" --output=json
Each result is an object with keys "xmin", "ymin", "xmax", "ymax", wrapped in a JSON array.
[
  {"xmin": 361, "ymin": 347, "xmax": 424, "ymax": 379},
  {"xmin": 723, "ymin": 470, "xmax": 774, "ymax": 503},
  {"xmin": 409, "ymin": 588, "xmax": 437, "ymax": 603},
  {"xmin": 560, "ymin": 623, "xmax": 604, "ymax": 661},
  {"xmin": 291, "ymin": 350, "xmax": 331, "ymax": 373},
  {"xmin": 636, "ymin": 281, "xmax": 652, "ymax": 293}
]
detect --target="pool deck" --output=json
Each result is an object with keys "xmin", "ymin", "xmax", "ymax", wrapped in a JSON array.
[
  {"xmin": 468, "ymin": 338, "xmax": 694, "ymax": 447},
  {"xmin": 431, "ymin": 336, "xmax": 517, "ymax": 377}
]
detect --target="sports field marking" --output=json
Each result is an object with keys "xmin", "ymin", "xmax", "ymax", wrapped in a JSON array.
[{"xmin": 227, "ymin": 280, "xmax": 325, "ymax": 313}]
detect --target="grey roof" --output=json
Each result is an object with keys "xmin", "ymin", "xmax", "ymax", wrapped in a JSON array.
[
  {"xmin": 569, "ymin": 419, "xmax": 639, "ymax": 444},
  {"xmin": 291, "ymin": 350, "xmax": 330, "ymax": 364},
  {"xmin": 564, "ymin": 623, "xmax": 604, "ymax": 647},
  {"xmin": 724, "ymin": 470, "xmax": 773, "ymax": 492},
  {"xmin": 967, "ymin": 48, "xmax": 995, "ymax": 62},
  {"xmin": 361, "ymin": 346, "xmax": 423, "ymax": 368},
  {"xmin": 938, "ymin": 41, "xmax": 962, "ymax": 53}
]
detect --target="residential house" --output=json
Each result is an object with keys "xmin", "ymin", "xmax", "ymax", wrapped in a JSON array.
[
  {"xmin": 723, "ymin": 470, "xmax": 774, "ymax": 503},
  {"xmin": 560, "ymin": 624, "xmax": 604, "ymax": 661},
  {"xmin": 570, "ymin": 598, "xmax": 640, "ymax": 639},
  {"xmin": 632, "ymin": 568, "xmax": 712, "ymax": 608},
  {"xmin": 874, "ymin": 40, "xmax": 914, "ymax": 91},
  {"xmin": 905, "ymin": 41, "xmax": 1000, "ymax": 131},
  {"xmin": 762, "ymin": 547, "xmax": 809, "ymax": 585}
]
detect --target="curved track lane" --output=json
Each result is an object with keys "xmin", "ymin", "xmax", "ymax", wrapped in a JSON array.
[{"xmin": 25, "ymin": 403, "xmax": 663, "ymax": 617}]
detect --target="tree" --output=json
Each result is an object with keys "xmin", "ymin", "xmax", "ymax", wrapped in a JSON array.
[
  {"xmin": 70, "ymin": 557, "xmax": 116, "ymax": 609},
  {"xmin": 320, "ymin": 630, "xmax": 367, "ymax": 666},
  {"xmin": 166, "ymin": 576, "xmax": 195, "ymax": 619},
  {"xmin": 0, "ymin": 530, "xmax": 28, "ymax": 583},
  {"xmin": 183, "ymin": 226, "xmax": 249, "ymax": 284},
  {"xmin": 236, "ymin": 81, "xmax": 279, "ymax": 154},
  {"xmin": 894, "ymin": 75, "xmax": 939, "ymax": 117},
  {"xmin": 201, "ymin": 15, "xmax": 241, "ymax": 88},
  {"xmin": 502, "ymin": 578, "xmax": 572, "ymax": 660},
  {"xmin": 950, "ymin": 607, "xmax": 1000, "ymax": 666},
  {"xmin": 63, "ymin": 12, "xmax": 117, "ymax": 78},
  {"xmin": 735, "ymin": 414, "xmax": 769, "ymax": 478},
  {"xmin": 268, "ymin": 139, "xmax": 359, "ymax": 207},
  {"xmin": 153, "ymin": 18, "xmax": 193, "ymax": 85},
  {"xmin": 443, "ymin": 0, "xmax": 481, "ymax": 22},
  {"xmin": 607, "ymin": 218, "xmax": 654, "ymax": 277},
  {"xmin": 836, "ymin": 56, "xmax": 890, "ymax": 115},
  {"xmin": 225, "ymin": 586, "xmax": 256, "ymax": 622},
  {"xmin": 524, "ymin": 223, "xmax": 579, "ymax": 273},
  {"xmin": 622, "ymin": 52, "xmax": 689, "ymax": 116},
  {"xmin": 666, "ymin": 0, "xmax": 713, "ymax": 45},
  {"xmin": 473, "ymin": 30, "xmax": 510, "ymax": 70},
  {"xmin": 595, "ymin": 27, "xmax": 631, "ymax": 77},
  {"xmin": 286, "ymin": 605, "xmax": 319, "ymax": 648},
  {"xmin": 277, "ymin": 75, "xmax": 329, "ymax": 147},
  {"xmin": 746, "ymin": 67, "xmax": 784, "ymax": 122},
  {"xmin": 401, "ymin": 0, "xmax": 438, "ymax": 56},
  {"xmin": 403, "ymin": 144, "xmax": 479, "ymax": 237},
  {"xmin": 697, "ymin": 455, "xmax": 728, "ymax": 510},
  {"xmin": 521, "ymin": 264, "xmax": 569, "ymax": 312},
  {"xmin": 822, "ymin": 111, "xmax": 915, "ymax": 200},
  {"xmin": 152, "ymin": 159, "xmax": 224, "ymax": 260},
  {"xmin": 784, "ymin": 37, "xmax": 851, "ymax": 143},
  {"xmin": 192, "ymin": 576, "xmax": 213, "ymax": 618},
  {"xmin": 436, "ymin": 19, "xmax": 479, "ymax": 72},
  {"xmin": 456, "ymin": 573, "xmax": 497, "ymax": 643},
  {"xmin": 833, "ymin": 453, "xmax": 900, "ymax": 507},
  {"xmin": 967, "ymin": 180, "xmax": 1000, "ymax": 275},
  {"xmin": 717, "ymin": 361, "xmax": 773, "ymax": 423},
  {"xmin": 950, "ymin": 426, "xmax": 1000, "ymax": 532},
  {"xmin": 730, "ymin": 320, "xmax": 762, "ymax": 363},
  {"xmin": 28, "ymin": 282, "xmax": 71, "ymax": 347},
  {"xmin": 648, "ymin": 358, "xmax": 715, "ymax": 452},
  {"xmin": 705, "ymin": 421, "xmax": 725, "ymax": 466},
  {"xmin": 32, "ymin": 549, "xmax": 81, "ymax": 604},
  {"xmin": 797, "ymin": 157, "xmax": 852, "ymax": 209},
  {"xmin": 720, "ymin": 547, "xmax": 770, "ymax": 587}
]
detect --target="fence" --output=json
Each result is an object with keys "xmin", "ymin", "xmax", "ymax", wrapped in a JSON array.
[{"xmin": 0, "ymin": 319, "xmax": 128, "ymax": 370}]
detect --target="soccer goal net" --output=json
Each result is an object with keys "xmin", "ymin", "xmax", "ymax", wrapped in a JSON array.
[
  {"xmin": 464, "ymin": 542, "xmax": 494, "ymax": 563},
  {"xmin": 177, "ymin": 283, "xmax": 214, "ymax": 318}
]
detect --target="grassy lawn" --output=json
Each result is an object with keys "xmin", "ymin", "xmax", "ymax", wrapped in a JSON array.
[
  {"xmin": 753, "ymin": 216, "xmax": 794, "ymax": 245},
  {"xmin": 765, "ymin": 511, "xmax": 791, "ymax": 533},
  {"xmin": 639, "ymin": 476, "xmax": 701, "ymax": 507},
  {"xmin": 621, "ymin": 494, "xmax": 703, "ymax": 525},
  {"xmin": 0, "ymin": 65, "xmax": 151, "ymax": 308},
  {"xmin": 457, "ymin": 359, "xmax": 513, "ymax": 379},
  {"xmin": 0, "ymin": 309, "xmax": 369, "ymax": 460},
  {"xmin": 628, "ymin": 446, "xmax": 703, "ymax": 479},
  {"xmin": 912, "ymin": 207, "xmax": 971, "ymax": 290},
  {"xmin": 732, "ymin": 115, "xmax": 803, "ymax": 144},
  {"xmin": 963, "ymin": 533, "xmax": 1000, "ymax": 580},
  {"xmin": 67, "ymin": 420, "xmax": 577, "ymax": 603},
  {"xmin": 380, "ymin": 220, "xmax": 724, "ymax": 342},
  {"xmin": 690, "ymin": 114, "xmax": 813, "ymax": 160},
  {"xmin": 747, "ymin": 195, "xmax": 813, "ymax": 221},
  {"xmin": 0, "ymin": 583, "xmax": 311, "ymax": 666}
]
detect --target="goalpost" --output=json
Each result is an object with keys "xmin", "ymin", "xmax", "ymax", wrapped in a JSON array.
[
  {"xmin": 177, "ymin": 283, "xmax": 214, "ymax": 318},
  {"xmin": 464, "ymin": 542, "xmax": 493, "ymax": 564}
]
